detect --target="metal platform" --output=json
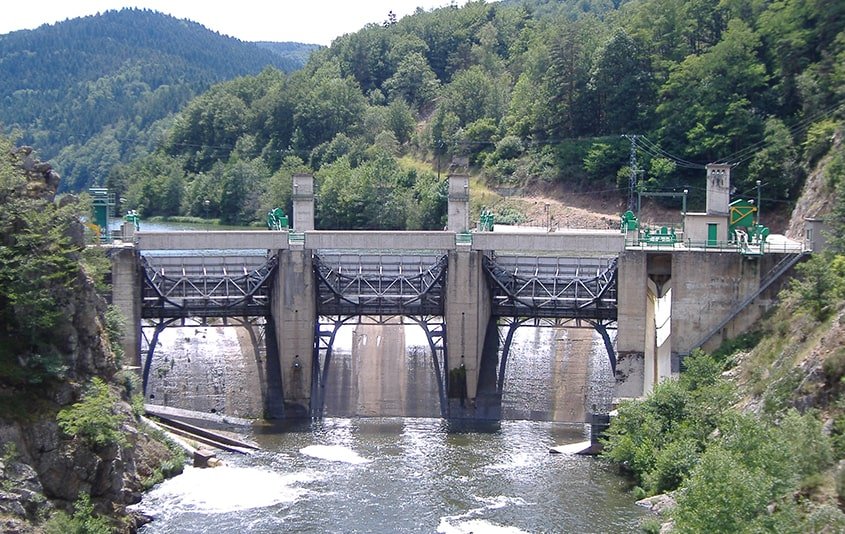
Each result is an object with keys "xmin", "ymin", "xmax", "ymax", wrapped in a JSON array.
[
  {"xmin": 483, "ymin": 255, "xmax": 617, "ymax": 321},
  {"xmin": 140, "ymin": 253, "xmax": 277, "ymax": 319},
  {"xmin": 314, "ymin": 253, "xmax": 448, "ymax": 318}
]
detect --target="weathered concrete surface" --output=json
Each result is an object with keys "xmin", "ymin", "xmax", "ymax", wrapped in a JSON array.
[
  {"xmin": 448, "ymin": 174, "xmax": 470, "ymax": 232},
  {"xmin": 445, "ymin": 249, "xmax": 491, "ymax": 409},
  {"xmin": 472, "ymin": 230, "xmax": 624, "ymax": 254},
  {"xmin": 672, "ymin": 252, "xmax": 782, "ymax": 354},
  {"xmin": 272, "ymin": 249, "xmax": 316, "ymax": 416},
  {"xmin": 109, "ymin": 245, "xmax": 141, "ymax": 367},
  {"xmin": 136, "ymin": 231, "xmax": 289, "ymax": 250},
  {"xmin": 292, "ymin": 173, "xmax": 315, "ymax": 231},
  {"xmin": 305, "ymin": 231, "xmax": 455, "ymax": 250},
  {"xmin": 144, "ymin": 325, "xmax": 264, "ymax": 418},
  {"xmin": 322, "ymin": 325, "xmax": 440, "ymax": 418}
]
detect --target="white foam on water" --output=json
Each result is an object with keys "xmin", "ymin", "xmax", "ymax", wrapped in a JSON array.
[
  {"xmin": 437, "ymin": 495, "xmax": 531, "ymax": 534},
  {"xmin": 437, "ymin": 518, "xmax": 529, "ymax": 534},
  {"xmin": 130, "ymin": 465, "xmax": 313, "ymax": 518},
  {"xmin": 484, "ymin": 452, "xmax": 533, "ymax": 472},
  {"xmin": 299, "ymin": 444, "xmax": 371, "ymax": 464}
]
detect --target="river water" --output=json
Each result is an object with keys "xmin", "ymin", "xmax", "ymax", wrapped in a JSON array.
[
  {"xmin": 134, "ymin": 418, "xmax": 644, "ymax": 533},
  {"xmin": 132, "ymin": 220, "xmax": 646, "ymax": 532}
]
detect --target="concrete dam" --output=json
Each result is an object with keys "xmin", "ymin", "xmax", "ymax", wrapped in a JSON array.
[{"xmin": 108, "ymin": 166, "xmax": 808, "ymax": 421}]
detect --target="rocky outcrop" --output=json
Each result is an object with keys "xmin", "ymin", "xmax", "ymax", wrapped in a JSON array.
[
  {"xmin": 786, "ymin": 131, "xmax": 842, "ymax": 241},
  {"xmin": 0, "ymin": 147, "xmax": 180, "ymax": 532}
]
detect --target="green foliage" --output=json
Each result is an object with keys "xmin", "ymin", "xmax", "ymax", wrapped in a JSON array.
[
  {"xmin": 0, "ymin": 9, "xmax": 306, "ymax": 192},
  {"xmin": 710, "ymin": 330, "xmax": 762, "ymax": 364},
  {"xmin": 605, "ymin": 343, "xmax": 839, "ymax": 532},
  {"xmin": 673, "ymin": 444, "xmax": 771, "ymax": 533},
  {"xmin": 57, "ymin": 378, "xmax": 127, "ymax": 448},
  {"xmin": 2, "ymin": 442, "xmax": 18, "ymax": 463},
  {"xmin": 639, "ymin": 517, "xmax": 662, "ymax": 534},
  {"xmin": 103, "ymin": 306, "xmax": 126, "ymax": 366},
  {"xmin": 7, "ymin": 0, "xmax": 839, "ymax": 229},
  {"xmin": 583, "ymin": 141, "xmax": 627, "ymax": 184},
  {"xmin": 44, "ymin": 492, "xmax": 112, "ymax": 534},
  {"xmin": 316, "ymin": 154, "xmax": 446, "ymax": 230},
  {"xmin": 785, "ymin": 253, "xmax": 845, "ymax": 321},
  {"xmin": 0, "ymin": 142, "xmax": 89, "ymax": 384}
]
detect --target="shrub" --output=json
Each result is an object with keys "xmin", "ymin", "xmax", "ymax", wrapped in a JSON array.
[
  {"xmin": 823, "ymin": 348, "xmax": 845, "ymax": 385},
  {"xmin": 673, "ymin": 445, "xmax": 770, "ymax": 532},
  {"xmin": 103, "ymin": 306, "xmax": 126, "ymax": 365},
  {"xmin": 57, "ymin": 377, "xmax": 127, "ymax": 448},
  {"xmin": 44, "ymin": 492, "xmax": 111, "ymax": 534},
  {"xmin": 644, "ymin": 437, "xmax": 700, "ymax": 494}
]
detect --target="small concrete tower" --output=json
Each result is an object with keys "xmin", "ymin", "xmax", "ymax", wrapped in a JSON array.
[
  {"xmin": 705, "ymin": 163, "xmax": 731, "ymax": 215},
  {"xmin": 292, "ymin": 173, "xmax": 315, "ymax": 231},
  {"xmin": 447, "ymin": 174, "xmax": 470, "ymax": 232}
]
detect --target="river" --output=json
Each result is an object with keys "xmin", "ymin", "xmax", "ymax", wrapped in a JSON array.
[
  {"xmin": 134, "ymin": 418, "xmax": 644, "ymax": 533},
  {"xmin": 131, "ymin": 220, "xmax": 647, "ymax": 532}
]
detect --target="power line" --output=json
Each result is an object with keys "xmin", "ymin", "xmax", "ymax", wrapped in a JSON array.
[{"xmin": 717, "ymin": 99, "xmax": 845, "ymax": 166}]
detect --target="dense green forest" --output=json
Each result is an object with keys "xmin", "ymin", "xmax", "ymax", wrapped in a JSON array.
[
  {"xmin": 0, "ymin": 8, "xmax": 317, "ymax": 193},
  {"xmin": 101, "ymin": 0, "xmax": 844, "ymax": 229}
]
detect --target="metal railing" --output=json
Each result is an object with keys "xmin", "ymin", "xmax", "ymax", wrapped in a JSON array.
[{"xmin": 626, "ymin": 238, "xmax": 805, "ymax": 254}]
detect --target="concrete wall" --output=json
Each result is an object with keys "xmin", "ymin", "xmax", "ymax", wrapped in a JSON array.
[
  {"xmin": 445, "ymin": 249, "xmax": 491, "ymax": 408},
  {"xmin": 292, "ymin": 173, "xmax": 315, "ymax": 231},
  {"xmin": 472, "ymin": 230, "xmax": 624, "ymax": 254},
  {"xmin": 109, "ymin": 245, "xmax": 141, "ymax": 367},
  {"xmin": 615, "ymin": 250, "xmax": 647, "ymax": 398},
  {"xmin": 447, "ymin": 174, "xmax": 470, "ymax": 232},
  {"xmin": 137, "ymin": 231, "xmax": 289, "ymax": 250},
  {"xmin": 671, "ymin": 251, "xmax": 770, "ymax": 354},
  {"xmin": 305, "ymin": 231, "xmax": 455, "ymax": 251},
  {"xmin": 684, "ymin": 213, "xmax": 728, "ymax": 244},
  {"xmin": 271, "ymin": 248, "xmax": 317, "ymax": 416},
  {"xmin": 706, "ymin": 164, "xmax": 731, "ymax": 215}
]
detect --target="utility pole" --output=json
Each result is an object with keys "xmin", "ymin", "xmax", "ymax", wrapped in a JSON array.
[{"xmin": 623, "ymin": 134, "xmax": 639, "ymax": 212}]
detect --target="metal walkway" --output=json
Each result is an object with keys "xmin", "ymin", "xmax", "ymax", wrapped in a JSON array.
[
  {"xmin": 141, "ymin": 254, "xmax": 278, "ymax": 319},
  {"xmin": 483, "ymin": 255, "xmax": 618, "ymax": 321},
  {"xmin": 313, "ymin": 253, "xmax": 448, "ymax": 318}
]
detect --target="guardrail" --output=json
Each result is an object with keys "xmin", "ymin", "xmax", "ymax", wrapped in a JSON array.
[{"xmin": 625, "ymin": 238, "xmax": 805, "ymax": 254}]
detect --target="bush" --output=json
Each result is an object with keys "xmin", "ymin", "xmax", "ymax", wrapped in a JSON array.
[
  {"xmin": 57, "ymin": 377, "xmax": 127, "ymax": 448},
  {"xmin": 104, "ymin": 306, "xmax": 126, "ymax": 365},
  {"xmin": 673, "ymin": 445, "xmax": 770, "ymax": 532},
  {"xmin": 823, "ymin": 348, "xmax": 845, "ymax": 385},
  {"xmin": 644, "ymin": 437, "xmax": 700, "ymax": 494},
  {"xmin": 44, "ymin": 492, "xmax": 111, "ymax": 534}
]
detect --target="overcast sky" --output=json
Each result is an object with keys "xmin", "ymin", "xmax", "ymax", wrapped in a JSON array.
[{"xmin": 0, "ymin": 0, "xmax": 464, "ymax": 46}]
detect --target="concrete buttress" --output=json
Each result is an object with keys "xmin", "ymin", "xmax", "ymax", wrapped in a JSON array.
[
  {"xmin": 271, "ymin": 248, "xmax": 316, "ymax": 417},
  {"xmin": 444, "ymin": 248, "xmax": 491, "ymax": 415}
]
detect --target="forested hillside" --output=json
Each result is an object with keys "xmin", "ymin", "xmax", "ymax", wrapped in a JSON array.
[
  {"xmin": 0, "ymin": 8, "xmax": 317, "ymax": 192},
  {"xmin": 111, "ymin": 0, "xmax": 844, "ymax": 230}
]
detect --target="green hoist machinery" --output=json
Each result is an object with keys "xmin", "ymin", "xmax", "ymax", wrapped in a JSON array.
[
  {"xmin": 729, "ymin": 198, "xmax": 769, "ymax": 252},
  {"xmin": 89, "ymin": 188, "xmax": 115, "ymax": 242},
  {"xmin": 267, "ymin": 207, "xmax": 289, "ymax": 230}
]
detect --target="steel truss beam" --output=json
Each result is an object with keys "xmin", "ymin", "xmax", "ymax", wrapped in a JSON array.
[
  {"xmin": 483, "ymin": 255, "xmax": 618, "ymax": 321},
  {"xmin": 314, "ymin": 253, "xmax": 448, "ymax": 317},
  {"xmin": 141, "ymin": 254, "xmax": 278, "ymax": 319}
]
